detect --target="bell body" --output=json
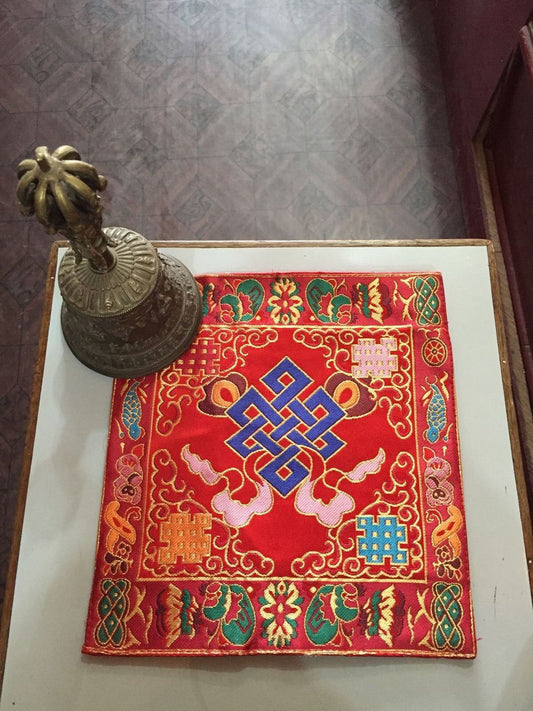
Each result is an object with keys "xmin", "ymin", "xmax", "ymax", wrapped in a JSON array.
[{"xmin": 58, "ymin": 227, "xmax": 202, "ymax": 377}]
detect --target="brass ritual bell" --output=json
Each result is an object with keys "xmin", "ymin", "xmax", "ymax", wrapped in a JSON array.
[{"xmin": 16, "ymin": 146, "xmax": 202, "ymax": 378}]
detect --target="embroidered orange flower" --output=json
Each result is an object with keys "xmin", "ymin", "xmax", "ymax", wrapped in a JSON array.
[{"xmin": 267, "ymin": 277, "xmax": 304, "ymax": 325}]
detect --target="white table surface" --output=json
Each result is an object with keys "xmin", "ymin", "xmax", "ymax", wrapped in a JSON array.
[{"xmin": 1, "ymin": 243, "xmax": 532, "ymax": 711}]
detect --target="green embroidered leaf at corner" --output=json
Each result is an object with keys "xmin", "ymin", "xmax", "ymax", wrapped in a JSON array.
[
  {"xmin": 220, "ymin": 279, "xmax": 265, "ymax": 322},
  {"xmin": 306, "ymin": 278, "xmax": 350, "ymax": 323}
]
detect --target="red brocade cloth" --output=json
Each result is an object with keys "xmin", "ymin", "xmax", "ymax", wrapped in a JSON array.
[{"xmin": 83, "ymin": 272, "xmax": 476, "ymax": 658}]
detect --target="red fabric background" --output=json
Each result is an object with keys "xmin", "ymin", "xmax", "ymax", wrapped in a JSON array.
[{"xmin": 83, "ymin": 272, "xmax": 475, "ymax": 657}]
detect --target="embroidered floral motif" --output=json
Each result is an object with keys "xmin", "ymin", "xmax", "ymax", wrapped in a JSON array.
[
  {"xmin": 259, "ymin": 581, "xmax": 304, "ymax": 647},
  {"xmin": 359, "ymin": 585, "xmax": 405, "ymax": 648},
  {"xmin": 267, "ymin": 277, "xmax": 304, "ymax": 324},
  {"xmin": 220, "ymin": 278, "xmax": 264, "ymax": 323},
  {"xmin": 203, "ymin": 583, "xmax": 256, "ymax": 646},
  {"xmin": 354, "ymin": 278, "xmax": 392, "ymax": 323},
  {"xmin": 156, "ymin": 584, "xmax": 199, "ymax": 646},
  {"xmin": 306, "ymin": 278, "xmax": 351, "ymax": 323},
  {"xmin": 305, "ymin": 584, "xmax": 359, "ymax": 645},
  {"xmin": 424, "ymin": 455, "xmax": 454, "ymax": 508},
  {"xmin": 113, "ymin": 445, "xmax": 144, "ymax": 505},
  {"xmin": 104, "ymin": 541, "xmax": 133, "ymax": 576},
  {"xmin": 434, "ymin": 546, "xmax": 462, "ymax": 580}
]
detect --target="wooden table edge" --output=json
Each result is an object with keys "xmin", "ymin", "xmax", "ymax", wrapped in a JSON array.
[{"xmin": 0, "ymin": 243, "xmax": 59, "ymax": 687}]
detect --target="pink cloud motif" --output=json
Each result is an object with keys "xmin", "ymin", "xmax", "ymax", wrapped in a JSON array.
[
  {"xmin": 344, "ymin": 448, "xmax": 386, "ymax": 482},
  {"xmin": 295, "ymin": 479, "xmax": 355, "ymax": 527},
  {"xmin": 181, "ymin": 445, "xmax": 273, "ymax": 527},
  {"xmin": 182, "ymin": 445, "xmax": 221, "ymax": 485},
  {"xmin": 212, "ymin": 483, "xmax": 273, "ymax": 528}
]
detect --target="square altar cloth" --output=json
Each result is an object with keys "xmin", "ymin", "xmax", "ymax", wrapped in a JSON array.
[{"xmin": 83, "ymin": 272, "xmax": 475, "ymax": 657}]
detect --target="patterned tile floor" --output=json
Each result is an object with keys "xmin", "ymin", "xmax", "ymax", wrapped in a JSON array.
[{"xmin": 0, "ymin": 0, "xmax": 465, "ymax": 610}]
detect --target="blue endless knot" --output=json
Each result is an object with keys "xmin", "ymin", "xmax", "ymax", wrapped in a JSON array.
[
  {"xmin": 226, "ymin": 357, "xmax": 345, "ymax": 495},
  {"xmin": 356, "ymin": 515, "xmax": 408, "ymax": 565}
]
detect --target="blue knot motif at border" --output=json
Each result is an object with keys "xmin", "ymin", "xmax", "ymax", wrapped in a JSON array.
[{"xmin": 226, "ymin": 357, "xmax": 346, "ymax": 496}]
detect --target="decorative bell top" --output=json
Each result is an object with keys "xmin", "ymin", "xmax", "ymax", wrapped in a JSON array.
[
  {"xmin": 16, "ymin": 146, "xmax": 202, "ymax": 378},
  {"xmin": 17, "ymin": 145, "xmax": 114, "ymax": 271}
]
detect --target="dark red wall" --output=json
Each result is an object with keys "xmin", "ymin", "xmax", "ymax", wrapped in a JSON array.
[
  {"xmin": 486, "ymin": 62, "xmax": 533, "ymax": 366},
  {"xmin": 432, "ymin": 0, "xmax": 532, "ymax": 237}
]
